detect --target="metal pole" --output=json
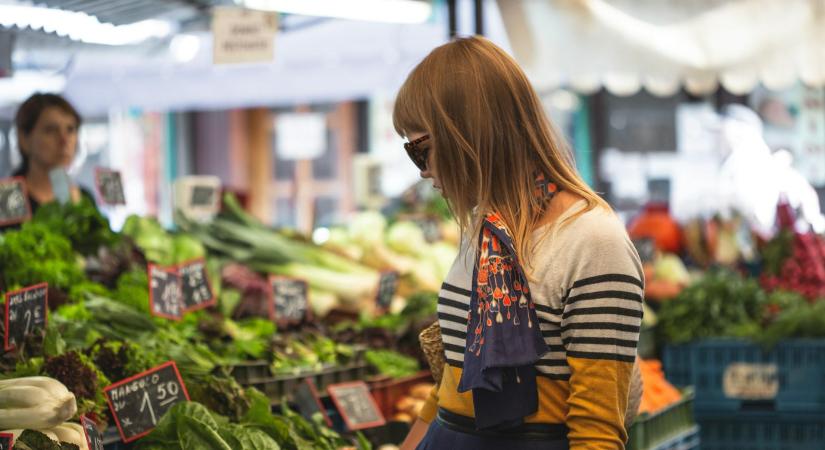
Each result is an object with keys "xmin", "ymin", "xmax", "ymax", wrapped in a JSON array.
[
  {"xmin": 474, "ymin": 0, "xmax": 484, "ymax": 36},
  {"xmin": 448, "ymin": 0, "xmax": 458, "ymax": 38}
]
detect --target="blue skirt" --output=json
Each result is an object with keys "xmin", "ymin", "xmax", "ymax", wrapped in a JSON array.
[{"xmin": 416, "ymin": 418, "xmax": 569, "ymax": 450}]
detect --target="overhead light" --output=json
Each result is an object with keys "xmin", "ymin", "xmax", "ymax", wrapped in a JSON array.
[
  {"xmin": 170, "ymin": 34, "xmax": 202, "ymax": 62},
  {"xmin": 0, "ymin": 70, "xmax": 67, "ymax": 105},
  {"xmin": 0, "ymin": 3, "xmax": 174, "ymax": 45},
  {"xmin": 241, "ymin": 0, "xmax": 432, "ymax": 24}
]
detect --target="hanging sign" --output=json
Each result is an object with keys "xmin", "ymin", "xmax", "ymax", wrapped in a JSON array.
[
  {"xmin": 0, "ymin": 177, "xmax": 30, "ymax": 226},
  {"xmin": 212, "ymin": 6, "xmax": 278, "ymax": 65},
  {"xmin": 104, "ymin": 361, "xmax": 189, "ymax": 443},
  {"xmin": 95, "ymin": 168, "xmax": 126, "ymax": 205},
  {"xmin": 173, "ymin": 176, "xmax": 222, "ymax": 223},
  {"xmin": 4, "ymin": 283, "xmax": 48, "ymax": 351}
]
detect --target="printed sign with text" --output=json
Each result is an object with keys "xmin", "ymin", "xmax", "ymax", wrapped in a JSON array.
[
  {"xmin": 0, "ymin": 177, "xmax": 30, "ymax": 226},
  {"xmin": 148, "ymin": 265, "xmax": 182, "ymax": 320},
  {"xmin": 95, "ymin": 168, "xmax": 126, "ymax": 205},
  {"xmin": 4, "ymin": 283, "xmax": 48, "ymax": 351},
  {"xmin": 180, "ymin": 259, "xmax": 215, "ymax": 312}
]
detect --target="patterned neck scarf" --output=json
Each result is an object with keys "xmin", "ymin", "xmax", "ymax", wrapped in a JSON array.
[{"xmin": 457, "ymin": 173, "xmax": 559, "ymax": 430}]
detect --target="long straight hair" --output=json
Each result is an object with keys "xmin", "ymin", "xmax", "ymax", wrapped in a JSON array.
[{"xmin": 393, "ymin": 36, "xmax": 609, "ymax": 268}]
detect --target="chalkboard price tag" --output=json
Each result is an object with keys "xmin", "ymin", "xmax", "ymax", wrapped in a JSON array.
[
  {"xmin": 148, "ymin": 265, "xmax": 182, "ymax": 321},
  {"xmin": 104, "ymin": 361, "xmax": 189, "ymax": 443},
  {"xmin": 269, "ymin": 276, "xmax": 309, "ymax": 324},
  {"xmin": 0, "ymin": 177, "xmax": 31, "ymax": 226},
  {"xmin": 95, "ymin": 168, "xmax": 126, "ymax": 205},
  {"xmin": 4, "ymin": 283, "xmax": 48, "ymax": 351},
  {"xmin": 327, "ymin": 381, "xmax": 385, "ymax": 431},
  {"xmin": 179, "ymin": 259, "xmax": 215, "ymax": 313},
  {"xmin": 81, "ymin": 415, "xmax": 104, "ymax": 450},
  {"xmin": 632, "ymin": 238, "xmax": 656, "ymax": 263},
  {"xmin": 294, "ymin": 378, "xmax": 332, "ymax": 427},
  {"xmin": 0, "ymin": 432, "xmax": 13, "ymax": 450},
  {"xmin": 376, "ymin": 271, "xmax": 399, "ymax": 311}
]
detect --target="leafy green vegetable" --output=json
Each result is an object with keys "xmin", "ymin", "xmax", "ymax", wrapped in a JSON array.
[
  {"xmin": 138, "ymin": 401, "xmax": 281, "ymax": 450},
  {"xmin": 657, "ymin": 270, "xmax": 767, "ymax": 344},
  {"xmin": 0, "ymin": 222, "xmax": 84, "ymax": 293},
  {"xmin": 33, "ymin": 197, "xmax": 120, "ymax": 256},
  {"xmin": 13, "ymin": 429, "xmax": 79, "ymax": 450},
  {"xmin": 365, "ymin": 349, "xmax": 420, "ymax": 378}
]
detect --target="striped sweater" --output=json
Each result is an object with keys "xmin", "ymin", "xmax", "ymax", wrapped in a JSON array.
[{"xmin": 421, "ymin": 201, "xmax": 645, "ymax": 450}]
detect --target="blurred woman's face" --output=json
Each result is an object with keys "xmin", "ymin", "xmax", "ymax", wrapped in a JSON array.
[{"xmin": 19, "ymin": 107, "xmax": 79, "ymax": 172}]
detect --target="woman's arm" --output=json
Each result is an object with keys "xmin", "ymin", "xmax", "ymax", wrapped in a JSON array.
[{"xmin": 400, "ymin": 418, "xmax": 430, "ymax": 450}]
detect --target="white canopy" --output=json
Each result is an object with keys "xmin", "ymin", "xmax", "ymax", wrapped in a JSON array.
[{"xmin": 498, "ymin": 0, "xmax": 825, "ymax": 96}]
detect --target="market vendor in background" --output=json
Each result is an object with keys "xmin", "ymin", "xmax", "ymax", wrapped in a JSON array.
[{"xmin": 2, "ymin": 93, "xmax": 94, "ymax": 230}]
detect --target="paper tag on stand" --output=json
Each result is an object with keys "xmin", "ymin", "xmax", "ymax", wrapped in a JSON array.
[
  {"xmin": 723, "ymin": 363, "xmax": 779, "ymax": 400},
  {"xmin": 95, "ymin": 168, "xmax": 126, "ymax": 205}
]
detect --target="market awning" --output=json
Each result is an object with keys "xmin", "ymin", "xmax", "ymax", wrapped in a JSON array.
[{"xmin": 498, "ymin": 0, "xmax": 825, "ymax": 96}]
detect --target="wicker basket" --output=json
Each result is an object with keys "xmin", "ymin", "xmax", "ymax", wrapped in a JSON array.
[{"xmin": 419, "ymin": 321, "xmax": 446, "ymax": 384}]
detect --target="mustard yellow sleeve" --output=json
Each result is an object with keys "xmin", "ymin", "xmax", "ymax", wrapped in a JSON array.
[
  {"xmin": 560, "ymin": 226, "xmax": 645, "ymax": 449},
  {"xmin": 565, "ymin": 358, "xmax": 633, "ymax": 449},
  {"xmin": 419, "ymin": 384, "xmax": 440, "ymax": 423}
]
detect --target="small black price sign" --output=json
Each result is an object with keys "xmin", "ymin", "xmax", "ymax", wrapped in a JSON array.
[
  {"xmin": 104, "ymin": 361, "xmax": 189, "ymax": 443},
  {"xmin": 376, "ymin": 271, "xmax": 399, "ymax": 311},
  {"xmin": 180, "ymin": 259, "xmax": 215, "ymax": 313},
  {"xmin": 0, "ymin": 432, "xmax": 13, "ymax": 450},
  {"xmin": 269, "ymin": 276, "xmax": 309, "ymax": 324},
  {"xmin": 190, "ymin": 185, "xmax": 216, "ymax": 207},
  {"xmin": 148, "ymin": 265, "xmax": 182, "ymax": 321},
  {"xmin": 81, "ymin": 415, "xmax": 104, "ymax": 450},
  {"xmin": 0, "ymin": 177, "xmax": 31, "ymax": 226},
  {"xmin": 328, "ymin": 381, "xmax": 385, "ymax": 431},
  {"xmin": 95, "ymin": 168, "xmax": 126, "ymax": 205},
  {"xmin": 294, "ymin": 378, "xmax": 332, "ymax": 427},
  {"xmin": 632, "ymin": 237, "xmax": 656, "ymax": 263},
  {"xmin": 4, "ymin": 283, "xmax": 48, "ymax": 351}
]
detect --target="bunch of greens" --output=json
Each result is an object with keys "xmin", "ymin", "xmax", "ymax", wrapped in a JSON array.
[
  {"xmin": 657, "ymin": 270, "xmax": 767, "ymax": 344},
  {"xmin": 271, "ymin": 333, "xmax": 354, "ymax": 375},
  {"xmin": 0, "ymin": 222, "xmax": 84, "ymax": 293},
  {"xmin": 757, "ymin": 290, "xmax": 825, "ymax": 347},
  {"xmin": 122, "ymin": 215, "xmax": 205, "ymax": 266},
  {"xmin": 43, "ymin": 350, "xmax": 110, "ymax": 419},
  {"xmin": 33, "ymin": 197, "xmax": 120, "ymax": 256},
  {"xmin": 365, "ymin": 349, "xmax": 420, "ymax": 379}
]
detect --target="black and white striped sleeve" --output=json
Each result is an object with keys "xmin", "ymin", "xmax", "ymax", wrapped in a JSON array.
[{"xmin": 560, "ymin": 232, "xmax": 645, "ymax": 363}]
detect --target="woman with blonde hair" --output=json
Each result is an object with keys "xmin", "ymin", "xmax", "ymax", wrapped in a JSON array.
[{"xmin": 396, "ymin": 36, "xmax": 643, "ymax": 450}]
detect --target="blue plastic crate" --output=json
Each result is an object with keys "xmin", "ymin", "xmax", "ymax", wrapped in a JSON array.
[
  {"xmin": 662, "ymin": 339, "xmax": 825, "ymax": 412},
  {"xmin": 697, "ymin": 411, "xmax": 825, "ymax": 450}
]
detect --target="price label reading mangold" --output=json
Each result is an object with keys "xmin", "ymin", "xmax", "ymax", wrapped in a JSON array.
[{"xmin": 104, "ymin": 361, "xmax": 189, "ymax": 443}]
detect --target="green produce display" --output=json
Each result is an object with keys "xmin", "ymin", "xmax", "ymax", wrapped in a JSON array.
[{"xmin": 365, "ymin": 350, "xmax": 420, "ymax": 379}]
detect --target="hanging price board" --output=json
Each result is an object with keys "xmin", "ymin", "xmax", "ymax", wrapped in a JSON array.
[
  {"xmin": 269, "ymin": 276, "xmax": 309, "ymax": 324},
  {"xmin": 0, "ymin": 432, "xmax": 12, "ymax": 450},
  {"xmin": 148, "ymin": 265, "xmax": 182, "ymax": 320},
  {"xmin": 81, "ymin": 415, "xmax": 104, "ymax": 450},
  {"xmin": 0, "ymin": 177, "xmax": 30, "ymax": 226},
  {"xmin": 104, "ymin": 361, "xmax": 189, "ymax": 443},
  {"xmin": 4, "ymin": 283, "xmax": 48, "ymax": 351},
  {"xmin": 179, "ymin": 259, "xmax": 215, "ymax": 312},
  {"xmin": 375, "ymin": 271, "xmax": 399, "ymax": 311},
  {"xmin": 328, "ymin": 382, "xmax": 385, "ymax": 431},
  {"xmin": 95, "ymin": 168, "xmax": 126, "ymax": 205}
]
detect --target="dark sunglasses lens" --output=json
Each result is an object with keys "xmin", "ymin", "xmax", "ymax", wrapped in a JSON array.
[{"xmin": 413, "ymin": 148, "xmax": 428, "ymax": 171}]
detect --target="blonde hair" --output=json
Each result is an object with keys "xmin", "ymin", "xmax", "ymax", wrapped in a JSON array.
[{"xmin": 393, "ymin": 36, "xmax": 609, "ymax": 267}]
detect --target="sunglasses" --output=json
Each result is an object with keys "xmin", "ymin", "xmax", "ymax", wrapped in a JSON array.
[{"xmin": 404, "ymin": 135, "xmax": 430, "ymax": 171}]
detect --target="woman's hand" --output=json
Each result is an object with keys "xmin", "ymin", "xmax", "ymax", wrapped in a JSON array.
[{"xmin": 399, "ymin": 418, "xmax": 430, "ymax": 450}]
